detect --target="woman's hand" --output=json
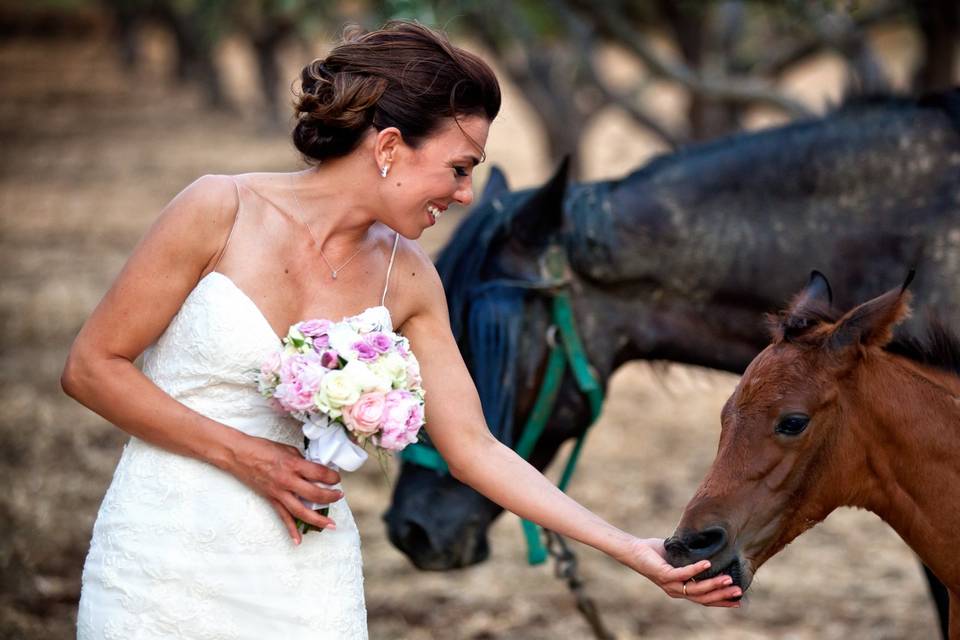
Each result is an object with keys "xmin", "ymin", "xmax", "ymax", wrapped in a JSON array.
[
  {"xmin": 226, "ymin": 434, "xmax": 343, "ymax": 544},
  {"xmin": 619, "ymin": 537, "xmax": 742, "ymax": 607}
]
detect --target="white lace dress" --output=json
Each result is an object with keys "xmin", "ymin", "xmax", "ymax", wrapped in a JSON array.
[{"xmin": 77, "ymin": 271, "xmax": 376, "ymax": 640}]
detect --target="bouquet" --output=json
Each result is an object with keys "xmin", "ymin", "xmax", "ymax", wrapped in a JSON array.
[{"xmin": 257, "ymin": 308, "xmax": 425, "ymax": 534}]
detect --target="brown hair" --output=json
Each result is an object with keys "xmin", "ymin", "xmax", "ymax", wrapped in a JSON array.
[{"xmin": 292, "ymin": 21, "xmax": 501, "ymax": 164}]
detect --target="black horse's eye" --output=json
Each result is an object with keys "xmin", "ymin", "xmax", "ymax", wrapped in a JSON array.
[{"xmin": 775, "ymin": 414, "xmax": 810, "ymax": 436}]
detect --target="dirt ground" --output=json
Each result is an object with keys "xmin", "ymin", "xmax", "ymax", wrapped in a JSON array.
[{"xmin": 0, "ymin": 22, "xmax": 946, "ymax": 640}]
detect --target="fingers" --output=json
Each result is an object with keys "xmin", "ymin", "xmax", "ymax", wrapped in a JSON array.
[
  {"xmin": 270, "ymin": 499, "xmax": 301, "ymax": 545},
  {"xmin": 669, "ymin": 576, "xmax": 743, "ymax": 608},
  {"xmin": 661, "ymin": 560, "xmax": 711, "ymax": 584},
  {"xmin": 280, "ymin": 493, "xmax": 337, "ymax": 532},
  {"xmin": 683, "ymin": 574, "xmax": 733, "ymax": 597},
  {"xmin": 291, "ymin": 478, "xmax": 344, "ymax": 506},
  {"xmin": 297, "ymin": 459, "xmax": 342, "ymax": 485},
  {"xmin": 689, "ymin": 585, "xmax": 743, "ymax": 607}
]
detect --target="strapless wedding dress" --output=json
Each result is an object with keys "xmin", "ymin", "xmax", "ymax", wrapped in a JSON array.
[{"xmin": 77, "ymin": 272, "xmax": 375, "ymax": 639}]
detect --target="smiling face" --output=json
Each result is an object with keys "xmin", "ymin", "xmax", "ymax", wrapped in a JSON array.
[{"xmin": 376, "ymin": 115, "xmax": 490, "ymax": 239}]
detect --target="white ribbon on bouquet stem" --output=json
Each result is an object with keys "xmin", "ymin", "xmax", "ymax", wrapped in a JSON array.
[{"xmin": 300, "ymin": 414, "xmax": 368, "ymax": 511}]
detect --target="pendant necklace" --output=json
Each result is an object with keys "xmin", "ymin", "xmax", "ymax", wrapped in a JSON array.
[{"xmin": 289, "ymin": 174, "xmax": 365, "ymax": 280}]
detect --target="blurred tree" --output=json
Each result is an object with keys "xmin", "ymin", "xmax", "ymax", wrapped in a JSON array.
[
  {"xmin": 30, "ymin": 0, "xmax": 955, "ymax": 169},
  {"xmin": 101, "ymin": 0, "xmax": 333, "ymax": 123},
  {"xmin": 357, "ymin": 0, "xmax": 956, "ymax": 174}
]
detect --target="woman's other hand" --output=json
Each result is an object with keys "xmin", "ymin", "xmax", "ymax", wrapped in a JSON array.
[
  {"xmin": 620, "ymin": 537, "xmax": 742, "ymax": 607},
  {"xmin": 226, "ymin": 435, "xmax": 343, "ymax": 544}
]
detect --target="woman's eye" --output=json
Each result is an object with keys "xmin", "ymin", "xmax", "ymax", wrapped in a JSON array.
[
  {"xmin": 775, "ymin": 414, "xmax": 810, "ymax": 436},
  {"xmin": 453, "ymin": 166, "xmax": 469, "ymax": 177}
]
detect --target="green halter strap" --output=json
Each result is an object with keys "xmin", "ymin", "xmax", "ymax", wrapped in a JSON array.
[{"xmin": 512, "ymin": 291, "xmax": 604, "ymax": 563}]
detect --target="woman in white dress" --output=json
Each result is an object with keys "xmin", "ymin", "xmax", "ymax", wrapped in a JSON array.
[{"xmin": 62, "ymin": 21, "xmax": 742, "ymax": 639}]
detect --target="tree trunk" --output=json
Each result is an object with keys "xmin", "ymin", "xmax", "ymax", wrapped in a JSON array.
[{"xmin": 913, "ymin": 0, "xmax": 960, "ymax": 92}]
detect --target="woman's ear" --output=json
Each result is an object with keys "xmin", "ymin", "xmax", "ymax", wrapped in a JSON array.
[{"xmin": 374, "ymin": 127, "xmax": 403, "ymax": 172}]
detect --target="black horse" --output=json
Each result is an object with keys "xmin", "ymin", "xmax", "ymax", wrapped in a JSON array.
[{"xmin": 384, "ymin": 90, "xmax": 960, "ymax": 632}]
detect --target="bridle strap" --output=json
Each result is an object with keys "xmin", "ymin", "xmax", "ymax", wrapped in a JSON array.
[{"xmin": 517, "ymin": 291, "xmax": 604, "ymax": 563}]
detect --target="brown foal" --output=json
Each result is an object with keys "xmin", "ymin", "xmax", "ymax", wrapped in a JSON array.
[{"xmin": 665, "ymin": 271, "xmax": 959, "ymax": 637}]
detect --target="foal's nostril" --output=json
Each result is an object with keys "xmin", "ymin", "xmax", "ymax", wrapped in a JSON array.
[
  {"xmin": 664, "ymin": 536, "xmax": 688, "ymax": 556},
  {"xmin": 686, "ymin": 526, "xmax": 728, "ymax": 559}
]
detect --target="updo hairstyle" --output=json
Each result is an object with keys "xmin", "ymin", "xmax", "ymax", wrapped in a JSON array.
[{"xmin": 293, "ymin": 21, "xmax": 501, "ymax": 164}]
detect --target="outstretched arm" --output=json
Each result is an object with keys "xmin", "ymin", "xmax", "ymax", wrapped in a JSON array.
[{"xmin": 399, "ymin": 255, "xmax": 741, "ymax": 607}]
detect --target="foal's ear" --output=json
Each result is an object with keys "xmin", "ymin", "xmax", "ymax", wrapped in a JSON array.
[
  {"xmin": 509, "ymin": 155, "xmax": 570, "ymax": 248},
  {"xmin": 829, "ymin": 271, "xmax": 915, "ymax": 350}
]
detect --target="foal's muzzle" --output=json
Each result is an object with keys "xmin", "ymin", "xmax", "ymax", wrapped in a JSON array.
[{"xmin": 665, "ymin": 524, "xmax": 749, "ymax": 595}]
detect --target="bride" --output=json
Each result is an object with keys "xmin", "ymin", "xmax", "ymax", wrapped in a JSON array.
[{"xmin": 62, "ymin": 21, "xmax": 741, "ymax": 639}]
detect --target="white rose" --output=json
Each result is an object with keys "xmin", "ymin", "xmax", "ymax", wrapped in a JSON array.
[
  {"xmin": 315, "ymin": 370, "xmax": 362, "ymax": 415},
  {"xmin": 342, "ymin": 360, "xmax": 391, "ymax": 393},
  {"xmin": 371, "ymin": 352, "xmax": 408, "ymax": 388}
]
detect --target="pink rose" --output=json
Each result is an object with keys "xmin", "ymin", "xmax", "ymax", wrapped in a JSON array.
[
  {"xmin": 367, "ymin": 332, "xmax": 393, "ymax": 354},
  {"xmin": 343, "ymin": 391, "xmax": 386, "ymax": 434},
  {"xmin": 274, "ymin": 381, "xmax": 313, "ymax": 413},
  {"xmin": 275, "ymin": 352, "xmax": 325, "ymax": 412},
  {"xmin": 353, "ymin": 341, "xmax": 378, "ymax": 363},
  {"xmin": 300, "ymin": 319, "xmax": 332, "ymax": 348},
  {"xmin": 378, "ymin": 390, "xmax": 423, "ymax": 451}
]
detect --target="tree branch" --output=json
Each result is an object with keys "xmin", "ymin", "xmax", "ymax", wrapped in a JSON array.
[
  {"xmin": 547, "ymin": 0, "xmax": 683, "ymax": 148},
  {"xmin": 750, "ymin": 3, "xmax": 906, "ymax": 78},
  {"xmin": 590, "ymin": 0, "xmax": 813, "ymax": 118}
]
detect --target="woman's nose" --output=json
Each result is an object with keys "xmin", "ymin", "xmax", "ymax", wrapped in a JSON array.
[{"xmin": 454, "ymin": 184, "xmax": 473, "ymax": 206}]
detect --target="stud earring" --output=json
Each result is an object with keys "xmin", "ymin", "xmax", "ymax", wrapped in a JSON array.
[{"xmin": 380, "ymin": 164, "xmax": 390, "ymax": 178}]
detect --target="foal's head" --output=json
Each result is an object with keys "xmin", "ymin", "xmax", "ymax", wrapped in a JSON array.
[{"xmin": 665, "ymin": 271, "xmax": 914, "ymax": 594}]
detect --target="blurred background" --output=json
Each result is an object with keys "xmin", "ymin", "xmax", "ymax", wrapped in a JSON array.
[{"xmin": 1, "ymin": 0, "xmax": 957, "ymax": 637}]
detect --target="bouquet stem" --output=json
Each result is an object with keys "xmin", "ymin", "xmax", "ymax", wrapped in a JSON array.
[{"xmin": 295, "ymin": 506, "xmax": 330, "ymax": 535}]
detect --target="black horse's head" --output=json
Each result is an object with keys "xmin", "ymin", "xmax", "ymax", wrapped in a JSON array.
[{"xmin": 384, "ymin": 159, "xmax": 579, "ymax": 570}]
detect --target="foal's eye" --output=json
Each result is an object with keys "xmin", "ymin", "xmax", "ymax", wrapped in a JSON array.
[{"xmin": 775, "ymin": 414, "xmax": 810, "ymax": 436}]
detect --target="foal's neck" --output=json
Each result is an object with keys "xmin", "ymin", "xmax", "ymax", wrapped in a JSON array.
[{"xmin": 852, "ymin": 353, "xmax": 960, "ymax": 591}]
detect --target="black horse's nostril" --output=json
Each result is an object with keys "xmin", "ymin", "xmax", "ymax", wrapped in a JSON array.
[
  {"xmin": 686, "ymin": 526, "xmax": 728, "ymax": 559},
  {"xmin": 393, "ymin": 519, "xmax": 434, "ymax": 556}
]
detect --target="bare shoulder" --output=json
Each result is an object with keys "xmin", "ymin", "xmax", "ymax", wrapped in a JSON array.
[
  {"xmin": 389, "ymin": 235, "xmax": 449, "ymax": 324},
  {"xmin": 162, "ymin": 174, "xmax": 240, "ymax": 232},
  {"xmin": 148, "ymin": 174, "xmax": 241, "ymax": 268}
]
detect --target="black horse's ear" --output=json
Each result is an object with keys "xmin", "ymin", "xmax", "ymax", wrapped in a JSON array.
[
  {"xmin": 829, "ymin": 270, "xmax": 914, "ymax": 350},
  {"xmin": 780, "ymin": 271, "xmax": 833, "ymax": 339},
  {"xmin": 478, "ymin": 165, "xmax": 510, "ymax": 205},
  {"xmin": 509, "ymin": 156, "xmax": 571, "ymax": 248}
]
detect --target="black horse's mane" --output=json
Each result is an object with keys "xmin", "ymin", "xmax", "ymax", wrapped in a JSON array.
[
  {"xmin": 435, "ymin": 189, "xmax": 523, "ymax": 341},
  {"xmin": 435, "ymin": 189, "xmax": 531, "ymax": 445}
]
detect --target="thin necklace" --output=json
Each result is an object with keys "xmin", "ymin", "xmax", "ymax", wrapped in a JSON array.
[{"xmin": 289, "ymin": 174, "xmax": 365, "ymax": 280}]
